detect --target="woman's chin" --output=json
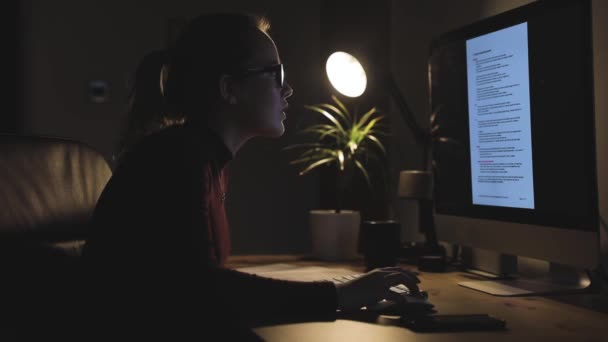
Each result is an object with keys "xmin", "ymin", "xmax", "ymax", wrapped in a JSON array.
[
  {"xmin": 258, "ymin": 123, "xmax": 285, "ymax": 138},
  {"xmin": 271, "ymin": 124, "xmax": 286, "ymax": 137}
]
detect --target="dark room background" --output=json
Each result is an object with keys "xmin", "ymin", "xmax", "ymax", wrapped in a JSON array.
[{"xmin": 14, "ymin": 0, "xmax": 607, "ymax": 259}]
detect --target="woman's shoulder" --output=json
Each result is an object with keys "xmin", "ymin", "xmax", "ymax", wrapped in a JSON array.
[{"xmin": 118, "ymin": 125, "xmax": 215, "ymax": 171}]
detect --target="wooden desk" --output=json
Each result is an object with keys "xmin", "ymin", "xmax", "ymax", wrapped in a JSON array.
[{"xmin": 226, "ymin": 255, "xmax": 608, "ymax": 342}]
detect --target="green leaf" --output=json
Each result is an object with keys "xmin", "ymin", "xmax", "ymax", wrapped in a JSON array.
[
  {"xmin": 353, "ymin": 107, "xmax": 378, "ymax": 130},
  {"xmin": 301, "ymin": 123, "xmax": 337, "ymax": 133},
  {"xmin": 366, "ymin": 129, "xmax": 390, "ymax": 137},
  {"xmin": 347, "ymin": 141, "xmax": 358, "ymax": 155},
  {"xmin": 289, "ymin": 155, "xmax": 328, "ymax": 165},
  {"xmin": 353, "ymin": 158, "xmax": 371, "ymax": 188},
  {"xmin": 331, "ymin": 95, "xmax": 351, "ymax": 119},
  {"xmin": 305, "ymin": 105, "xmax": 347, "ymax": 136},
  {"xmin": 302, "ymin": 147, "xmax": 334, "ymax": 157},
  {"xmin": 298, "ymin": 147, "xmax": 336, "ymax": 158},
  {"xmin": 366, "ymin": 135, "xmax": 386, "ymax": 155},
  {"xmin": 318, "ymin": 127, "xmax": 340, "ymax": 140},
  {"xmin": 290, "ymin": 147, "xmax": 339, "ymax": 165},
  {"xmin": 337, "ymin": 150, "xmax": 345, "ymax": 171},
  {"xmin": 317, "ymin": 103, "xmax": 349, "ymax": 124},
  {"xmin": 299, "ymin": 157, "xmax": 336, "ymax": 175},
  {"xmin": 301, "ymin": 127, "xmax": 339, "ymax": 139},
  {"xmin": 360, "ymin": 116, "xmax": 383, "ymax": 137},
  {"xmin": 282, "ymin": 143, "xmax": 323, "ymax": 151}
]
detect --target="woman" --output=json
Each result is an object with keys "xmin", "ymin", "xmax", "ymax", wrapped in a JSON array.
[{"xmin": 82, "ymin": 13, "xmax": 420, "ymax": 339}]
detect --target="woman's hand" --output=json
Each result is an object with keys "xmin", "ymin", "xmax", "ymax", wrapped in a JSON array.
[{"xmin": 335, "ymin": 267, "xmax": 421, "ymax": 311}]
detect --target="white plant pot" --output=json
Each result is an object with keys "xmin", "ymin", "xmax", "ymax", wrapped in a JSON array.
[{"xmin": 310, "ymin": 210, "xmax": 361, "ymax": 261}]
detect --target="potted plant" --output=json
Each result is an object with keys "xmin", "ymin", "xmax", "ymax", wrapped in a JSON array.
[{"xmin": 284, "ymin": 95, "xmax": 388, "ymax": 260}]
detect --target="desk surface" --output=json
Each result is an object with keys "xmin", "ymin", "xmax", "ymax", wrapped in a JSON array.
[{"xmin": 226, "ymin": 255, "xmax": 608, "ymax": 342}]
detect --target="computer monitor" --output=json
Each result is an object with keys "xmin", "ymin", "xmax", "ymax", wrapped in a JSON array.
[{"xmin": 428, "ymin": 0, "xmax": 599, "ymax": 295}]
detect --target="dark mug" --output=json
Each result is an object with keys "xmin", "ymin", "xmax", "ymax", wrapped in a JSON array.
[{"xmin": 358, "ymin": 220, "xmax": 401, "ymax": 271}]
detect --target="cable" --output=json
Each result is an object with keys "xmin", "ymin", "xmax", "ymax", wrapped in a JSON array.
[
  {"xmin": 598, "ymin": 215, "xmax": 608, "ymax": 285},
  {"xmin": 598, "ymin": 266, "xmax": 608, "ymax": 285}
]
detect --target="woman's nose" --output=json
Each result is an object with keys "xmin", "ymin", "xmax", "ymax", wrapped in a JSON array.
[{"xmin": 282, "ymin": 82, "xmax": 294, "ymax": 99}]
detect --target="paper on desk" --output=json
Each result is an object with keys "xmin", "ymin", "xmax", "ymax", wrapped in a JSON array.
[{"xmin": 236, "ymin": 263, "xmax": 357, "ymax": 282}]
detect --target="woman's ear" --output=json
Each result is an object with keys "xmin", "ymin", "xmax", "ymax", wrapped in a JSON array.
[
  {"xmin": 219, "ymin": 75, "xmax": 237, "ymax": 105},
  {"xmin": 160, "ymin": 64, "xmax": 169, "ymax": 96}
]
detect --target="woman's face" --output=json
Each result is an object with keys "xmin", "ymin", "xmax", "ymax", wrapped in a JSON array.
[{"xmin": 231, "ymin": 31, "xmax": 293, "ymax": 138}]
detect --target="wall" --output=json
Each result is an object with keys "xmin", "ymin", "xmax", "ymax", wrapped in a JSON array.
[{"xmin": 20, "ymin": 0, "xmax": 322, "ymax": 254}]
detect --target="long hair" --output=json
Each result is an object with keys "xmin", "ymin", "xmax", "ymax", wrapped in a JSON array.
[
  {"xmin": 163, "ymin": 13, "xmax": 270, "ymax": 125},
  {"xmin": 116, "ymin": 49, "xmax": 176, "ymax": 162},
  {"xmin": 115, "ymin": 14, "xmax": 270, "ymax": 163}
]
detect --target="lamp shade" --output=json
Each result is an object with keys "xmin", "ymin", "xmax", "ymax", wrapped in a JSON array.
[
  {"xmin": 398, "ymin": 170, "xmax": 433, "ymax": 200},
  {"xmin": 326, "ymin": 52, "xmax": 367, "ymax": 97}
]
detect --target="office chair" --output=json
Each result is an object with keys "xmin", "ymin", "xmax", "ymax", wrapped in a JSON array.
[{"xmin": 0, "ymin": 134, "xmax": 112, "ymax": 338}]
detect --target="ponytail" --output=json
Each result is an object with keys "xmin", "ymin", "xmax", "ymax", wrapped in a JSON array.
[{"xmin": 116, "ymin": 49, "xmax": 184, "ymax": 163}]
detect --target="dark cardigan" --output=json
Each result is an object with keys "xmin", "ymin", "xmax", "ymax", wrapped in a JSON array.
[{"xmin": 81, "ymin": 124, "xmax": 337, "ymax": 336}]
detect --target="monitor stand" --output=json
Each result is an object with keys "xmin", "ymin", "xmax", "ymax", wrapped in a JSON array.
[{"xmin": 458, "ymin": 248, "xmax": 594, "ymax": 296}]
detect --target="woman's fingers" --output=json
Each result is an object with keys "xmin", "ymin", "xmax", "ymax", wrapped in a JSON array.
[
  {"xmin": 375, "ymin": 267, "xmax": 421, "ymax": 283},
  {"xmin": 382, "ymin": 272, "xmax": 421, "ymax": 294},
  {"xmin": 384, "ymin": 289, "xmax": 408, "ymax": 304},
  {"xmin": 376, "ymin": 267, "xmax": 419, "ymax": 276},
  {"xmin": 381, "ymin": 270, "xmax": 420, "ymax": 285}
]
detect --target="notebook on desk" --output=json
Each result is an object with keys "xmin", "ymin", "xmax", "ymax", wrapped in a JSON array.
[{"xmin": 236, "ymin": 263, "xmax": 356, "ymax": 282}]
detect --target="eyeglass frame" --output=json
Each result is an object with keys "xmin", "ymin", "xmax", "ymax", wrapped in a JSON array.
[{"xmin": 229, "ymin": 63, "xmax": 285, "ymax": 88}]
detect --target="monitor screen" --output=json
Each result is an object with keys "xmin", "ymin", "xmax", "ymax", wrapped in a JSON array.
[
  {"xmin": 429, "ymin": 0, "xmax": 599, "ymax": 268},
  {"xmin": 430, "ymin": 0, "xmax": 597, "ymax": 230}
]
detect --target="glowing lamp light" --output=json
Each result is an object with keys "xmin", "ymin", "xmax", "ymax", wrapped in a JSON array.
[{"xmin": 325, "ymin": 52, "xmax": 367, "ymax": 98}]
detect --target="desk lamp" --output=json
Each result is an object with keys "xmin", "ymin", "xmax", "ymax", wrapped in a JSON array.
[{"xmin": 326, "ymin": 52, "xmax": 446, "ymax": 270}]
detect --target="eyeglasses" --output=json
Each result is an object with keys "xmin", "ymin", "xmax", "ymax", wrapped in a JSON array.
[{"xmin": 232, "ymin": 63, "xmax": 284, "ymax": 88}]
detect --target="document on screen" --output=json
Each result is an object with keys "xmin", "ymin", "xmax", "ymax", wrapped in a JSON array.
[{"xmin": 466, "ymin": 22, "xmax": 535, "ymax": 209}]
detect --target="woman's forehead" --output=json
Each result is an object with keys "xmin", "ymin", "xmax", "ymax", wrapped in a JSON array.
[{"xmin": 244, "ymin": 30, "xmax": 280, "ymax": 67}]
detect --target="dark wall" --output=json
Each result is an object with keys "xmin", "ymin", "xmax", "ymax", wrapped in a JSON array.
[{"xmin": 5, "ymin": 0, "xmax": 21, "ymax": 133}]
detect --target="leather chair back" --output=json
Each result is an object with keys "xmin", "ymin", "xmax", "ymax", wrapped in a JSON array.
[{"xmin": 0, "ymin": 134, "xmax": 112, "ymax": 261}]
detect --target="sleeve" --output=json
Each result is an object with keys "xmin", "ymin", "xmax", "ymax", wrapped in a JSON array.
[
  {"xmin": 134, "ymin": 139, "xmax": 215, "ymax": 270},
  {"xmin": 203, "ymin": 267, "xmax": 339, "ymax": 326}
]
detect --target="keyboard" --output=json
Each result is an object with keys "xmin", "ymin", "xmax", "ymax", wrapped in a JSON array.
[{"xmin": 331, "ymin": 274, "xmax": 434, "ymax": 314}]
